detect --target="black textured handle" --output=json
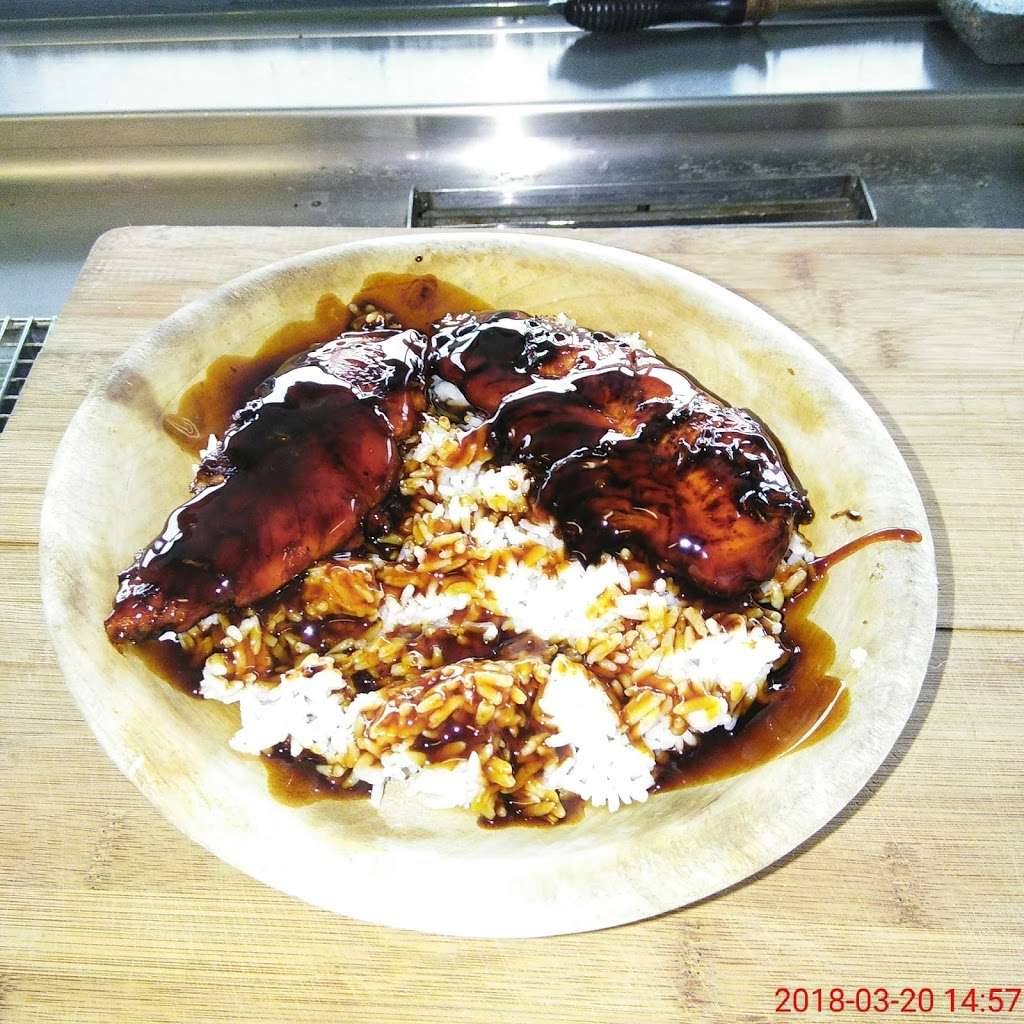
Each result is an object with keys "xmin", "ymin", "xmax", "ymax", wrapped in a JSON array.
[{"xmin": 564, "ymin": 0, "xmax": 749, "ymax": 30}]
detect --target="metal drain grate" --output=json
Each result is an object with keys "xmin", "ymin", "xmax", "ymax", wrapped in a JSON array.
[
  {"xmin": 410, "ymin": 176, "xmax": 878, "ymax": 229},
  {"xmin": 0, "ymin": 317, "xmax": 53, "ymax": 435}
]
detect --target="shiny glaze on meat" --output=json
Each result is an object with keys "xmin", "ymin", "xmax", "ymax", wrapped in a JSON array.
[
  {"xmin": 105, "ymin": 329, "xmax": 427, "ymax": 643},
  {"xmin": 163, "ymin": 277, "xmax": 487, "ymax": 456},
  {"xmin": 430, "ymin": 311, "xmax": 813, "ymax": 597},
  {"xmin": 117, "ymin": 278, "xmax": 927, "ymax": 818},
  {"xmin": 163, "ymin": 293, "xmax": 354, "ymax": 455}
]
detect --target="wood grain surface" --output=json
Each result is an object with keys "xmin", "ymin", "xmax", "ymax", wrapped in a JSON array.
[{"xmin": 1, "ymin": 227, "xmax": 1021, "ymax": 1022}]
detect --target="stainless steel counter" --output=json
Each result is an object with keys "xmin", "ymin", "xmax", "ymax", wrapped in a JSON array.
[
  {"xmin": 1, "ymin": 11, "xmax": 1022, "ymax": 313},
  {"xmin": 3, "ymin": 14, "xmax": 1023, "ymax": 115}
]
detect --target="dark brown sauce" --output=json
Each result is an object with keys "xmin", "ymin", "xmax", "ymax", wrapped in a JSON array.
[
  {"xmin": 480, "ymin": 793, "xmax": 586, "ymax": 829},
  {"xmin": 162, "ymin": 275, "xmax": 485, "ymax": 456},
  {"xmin": 404, "ymin": 628, "xmax": 501, "ymax": 666},
  {"xmin": 164, "ymin": 293, "xmax": 352, "ymax": 454},
  {"xmin": 349, "ymin": 272, "xmax": 486, "ymax": 335},
  {"xmin": 405, "ymin": 625, "xmax": 548, "ymax": 667},
  {"xmin": 293, "ymin": 616, "xmax": 372, "ymax": 657},
  {"xmin": 655, "ymin": 589, "xmax": 843, "ymax": 791},
  {"xmin": 655, "ymin": 526, "xmax": 920, "ymax": 791},
  {"xmin": 135, "ymin": 634, "xmax": 204, "ymax": 697},
  {"xmin": 810, "ymin": 527, "xmax": 922, "ymax": 576},
  {"xmin": 135, "ymin": 275, "xmax": 924, "ymax": 819},
  {"xmin": 262, "ymin": 745, "xmax": 369, "ymax": 807},
  {"xmin": 414, "ymin": 716, "xmax": 485, "ymax": 762}
]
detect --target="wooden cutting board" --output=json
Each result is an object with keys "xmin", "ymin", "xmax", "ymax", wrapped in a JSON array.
[{"xmin": 1, "ymin": 226, "xmax": 1021, "ymax": 1023}]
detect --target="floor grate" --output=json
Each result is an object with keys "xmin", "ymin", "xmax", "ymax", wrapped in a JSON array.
[{"xmin": 0, "ymin": 317, "xmax": 53, "ymax": 435}]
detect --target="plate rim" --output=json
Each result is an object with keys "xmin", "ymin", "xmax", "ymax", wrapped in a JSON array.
[{"xmin": 39, "ymin": 230, "xmax": 939, "ymax": 937}]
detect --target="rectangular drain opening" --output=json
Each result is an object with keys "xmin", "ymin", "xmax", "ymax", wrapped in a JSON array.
[
  {"xmin": 410, "ymin": 176, "xmax": 876, "ymax": 229},
  {"xmin": 0, "ymin": 317, "xmax": 53, "ymax": 435}
]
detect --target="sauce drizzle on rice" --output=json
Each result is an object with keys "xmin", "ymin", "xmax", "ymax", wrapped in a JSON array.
[{"xmin": 126, "ymin": 276, "xmax": 921, "ymax": 825}]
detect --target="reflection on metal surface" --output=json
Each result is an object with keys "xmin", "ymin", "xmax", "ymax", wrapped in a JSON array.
[
  {"xmin": 458, "ymin": 112, "xmax": 572, "ymax": 181},
  {"xmin": 3, "ymin": 109, "xmax": 1022, "ymax": 313},
  {"xmin": 0, "ymin": 317, "xmax": 51, "ymax": 435},
  {"xmin": 1, "ymin": 20, "xmax": 1022, "ymax": 117},
  {"xmin": 1, "ymin": 15, "xmax": 1022, "ymax": 313},
  {"xmin": 0, "ymin": 1, "xmax": 554, "ymax": 18},
  {"xmin": 410, "ymin": 176, "xmax": 878, "ymax": 227}
]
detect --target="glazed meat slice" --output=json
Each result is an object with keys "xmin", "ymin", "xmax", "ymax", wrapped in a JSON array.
[
  {"xmin": 430, "ymin": 311, "xmax": 812, "ymax": 597},
  {"xmin": 106, "ymin": 329, "xmax": 427, "ymax": 644}
]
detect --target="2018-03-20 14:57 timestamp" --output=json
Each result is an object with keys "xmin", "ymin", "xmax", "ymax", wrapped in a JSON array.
[{"xmin": 774, "ymin": 987, "xmax": 1022, "ymax": 1015}]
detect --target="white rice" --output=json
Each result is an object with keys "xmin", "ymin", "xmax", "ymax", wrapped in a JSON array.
[
  {"xmin": 182, "ymin": 404, "xmax": 805, "ymax": 823},
  {"xmin": 642, "ymin": 627, "xmax": 783, "ymax": 724},
  {"xmin": 378, "ymin": 588, "xmax": 471, "ymax": 631},
  {"xmin": 539, "ymin": 656, "xmax": 654, "ymax": 813},
  {"xmin": 485, "ymin": 556, "xmax": 633, "ymax": 643},
  {"xmin": 227, "ymin": 659, "xmax": 360, "ymax": 759},
  {"xmin": 405, "ymin": 752, "xmax": 487, "ymax": 810}
]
